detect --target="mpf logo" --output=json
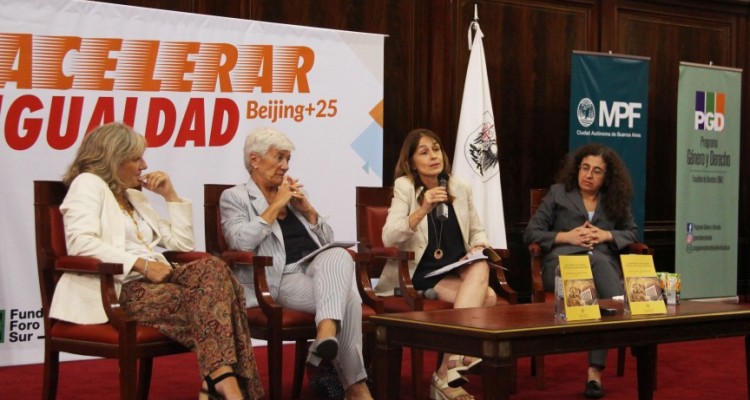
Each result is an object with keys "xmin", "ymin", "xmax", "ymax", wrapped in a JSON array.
[
  {"xmin": 695, "ymin": 91, "xmax": 725, "ymax": 131},
  {"xmin": 599, "ymin": 101, "xmax": 642, "ymax": 128}
]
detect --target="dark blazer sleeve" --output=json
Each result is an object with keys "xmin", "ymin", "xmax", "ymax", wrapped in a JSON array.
[{"xmin": 524, "ymin": 183, "xmax": 638, "ymax": 260}]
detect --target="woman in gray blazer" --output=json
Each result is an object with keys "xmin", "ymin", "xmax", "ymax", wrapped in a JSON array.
[
  {"xmin": 524, "ymin": 143, "xmax": 638, "ymax": 399},
  {"xmin": 376, "ymin": 128, "xmax": 494, "ymax": 400},
  {"xmin": 220, "ymin": 127, "xmax": 372, "ymax": 400}
]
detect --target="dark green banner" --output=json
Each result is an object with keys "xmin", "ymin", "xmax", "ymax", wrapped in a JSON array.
[
  {"xmin": 675, "ymin": 63, "xmax": 741, "ymax": 299},
  {"xmin": 569, "ymin": 52, "xmax": 650, "ymax": 239}
]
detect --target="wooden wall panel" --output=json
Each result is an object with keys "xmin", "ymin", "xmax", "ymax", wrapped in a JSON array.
[
  {"xmin": 601, "ymin": 0, "xmax": 747, "ymax": 286},
  {"xmin": 89, "ymin": 0, "xmax": 750, "ymax": 298}
]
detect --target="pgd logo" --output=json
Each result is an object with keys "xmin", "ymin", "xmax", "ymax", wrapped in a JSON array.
[
  {"xmin": 695, "ymin": 91, "xmax": 725, "ymax": 131},
  {"xmin": 598, "ymin": 101, "xmax": 642, "ymax": 128}
]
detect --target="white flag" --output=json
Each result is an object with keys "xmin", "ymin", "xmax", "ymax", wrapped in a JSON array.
[{"xmin": 453, "ymin": 21, "xmax": 507, "ymax": 248}]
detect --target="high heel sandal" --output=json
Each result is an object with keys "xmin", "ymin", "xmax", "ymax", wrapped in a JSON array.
[
  {"xmin": 430, "ymin": 372, "xmax": 474, "ymax": 400},
  {"xmin": 306, "ymin": 337, "xmax": 339, "ymax": 367},
  {"xmin": 199, "ymin": 371, "xmax": 237, "ymax": 400},
  {"xmin": 447, "ymin": 355, "xmax": 482, "ymax": 376}
]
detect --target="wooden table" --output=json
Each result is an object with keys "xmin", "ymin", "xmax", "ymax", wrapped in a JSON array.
[{"xmin": 371, "ymin": 300, "xmax": 750, "ymax": 399}]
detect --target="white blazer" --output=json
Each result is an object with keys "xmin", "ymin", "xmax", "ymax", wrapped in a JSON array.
[
  {"xmin": 374, "ymin": 175, "xmax": 489, "ymax": 296},
  {"xmin": 49, "ymin": 173, "xmax": 194, "ymax": 324}
]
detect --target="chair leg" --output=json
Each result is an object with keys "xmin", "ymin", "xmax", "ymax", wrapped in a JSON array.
[
  {"xmin": 267, "ymin": 337, "xmax": 284, "ymax": 400},
  {"xmin": 120, "ymin": 349, "xmax": 138, "ymax": 400},
  {"xmin": 42, "ymin": 347, "xmax": 59, "ymax": 400},
  {"xmin": 617, "ymin": 346, "xmax": 626, "ymax": 376},
  {"xmin": 137, "ymin": 358, "xmax": 153, "ymax": 400},
  {"xmin": 292, "ymin": 340, "xmax": 308, "ymax": 399}
]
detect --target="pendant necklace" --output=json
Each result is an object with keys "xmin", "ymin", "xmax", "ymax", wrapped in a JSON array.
[
  {"xmin": 428, "ymin": 212, "xmax": 444, "ymax": 260},
  {"xmin": 118, "ymin": 197, "xmax": 153, "ymax": 251}
]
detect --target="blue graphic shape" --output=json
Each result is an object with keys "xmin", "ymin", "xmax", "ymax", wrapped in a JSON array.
[{"xmin": 351, "ymin": 122, "xmax": 383, "ymax": 179}]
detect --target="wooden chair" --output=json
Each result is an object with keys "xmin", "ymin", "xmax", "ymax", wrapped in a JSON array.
[
  {"xmin": 354, "ymin": 186, "xmax": 519, "ymax": 398},
  {"xmin": 528, "ymin": 187, "xmax": 653, "ymax": 388},
  {"xmin": 204, "ymin": 184, "xmax": 378, "ymax": 400},
  {"xmin": 34, "ymin": 180, "xmax": 209, "ymax": 400}
]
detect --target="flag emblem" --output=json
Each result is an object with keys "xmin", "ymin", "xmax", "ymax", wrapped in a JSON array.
[{"xmin": 461, "ymin": 113, "xmax": 499, "ymax": 182}]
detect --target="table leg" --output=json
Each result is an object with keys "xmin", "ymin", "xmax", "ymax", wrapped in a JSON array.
[
  {"xmin": 482, "ymin": 355, "xmax": 512, "ymax": 400},
  {"xmin": 374, "ymin": 327, "xmax": 402, "ymax": 400},
  {"xmin": 633, "ymin": 344, "xmax": 656, "ymax": 400},
  {"xmin": 745, "ymin": 335, "xmax": 750, "ymax": 400}
]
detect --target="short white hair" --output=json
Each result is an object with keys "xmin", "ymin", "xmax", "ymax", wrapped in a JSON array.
[{"xmin": 243, "ymin": 127, "xmax": 295, "ymax": 173}]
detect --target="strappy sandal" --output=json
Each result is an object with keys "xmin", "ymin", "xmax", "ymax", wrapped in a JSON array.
[
  {"xmin": 430, "ymin": 372, "xmax": 475, "ymax": 400},
  {"xmin": 199, "ymin": 371, "xmax": 238, "ymax": 400},
  {"xmin": 306, "ymin": 337, "xmax": 339, "ymax": 367},
  {"xmin": 447, "ymin": 355, "xmax": 482, "ymax": 375}
]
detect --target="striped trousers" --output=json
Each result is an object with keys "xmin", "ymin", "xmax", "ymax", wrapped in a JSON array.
[{"xmin": 278, "ymin": 247, "xmax": 367, "ymax": 390}]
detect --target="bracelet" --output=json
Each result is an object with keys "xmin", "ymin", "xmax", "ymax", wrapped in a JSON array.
[{"xmin": 143, "ymin": 260, "xmax": 149, "ymax": 279}]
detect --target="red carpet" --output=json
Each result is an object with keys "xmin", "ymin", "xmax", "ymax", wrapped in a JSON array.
[{"xmin": 0, "ymin": 337, "xmax": 746, "ymax": 399}]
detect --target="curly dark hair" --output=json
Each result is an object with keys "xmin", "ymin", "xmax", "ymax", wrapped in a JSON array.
[{"xmin": 555, "ymin": 143, "xmax": 633, "ymax": 222}]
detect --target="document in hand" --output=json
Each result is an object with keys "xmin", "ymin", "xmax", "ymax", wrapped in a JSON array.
[
  {"xmin": 297, "ymin": 241, "xmax": 358, "ymax": 264},
  {"xmin": 424, "ymin": 248, "xmax": 505, "ymax": 278}
]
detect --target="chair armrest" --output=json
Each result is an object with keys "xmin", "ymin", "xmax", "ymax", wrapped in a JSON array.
[
  {"xmin": 627, "ymin": 243, "xmax": 652, "ymax": 255},
  {"xmin": 163, "ymin": 251, "xmax": 211, "ymax": 264},
  {"xmin": 221, "ymin": 250, "xmax": 255, "ymax": 267},
  {"xmin": 488, "ymin": 249, "xmax": 518, "ymax": 304},
  {"xmin": 235, "ymin": 256, "xmax": 281, "ymax": 315},
  {"xmin": 370, "ymin": 247, "xmax": 422, "ymax": 310},
  {"xmin": 354, "ymin": 252, "xmax": 384, "ymax": 313},
  {"xmin": 54, "ymin": 257, "xmax": 136, "ymax": 330},
  {"xmin": 54, "ymin": 255, "xmax": 105, "ymax": 274},
  {"xmin": 528, "ymin": 243, "xmax": 546, "ymax": 303}
]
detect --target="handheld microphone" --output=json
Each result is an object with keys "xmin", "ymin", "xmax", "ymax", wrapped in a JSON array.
[
  {"xmin": 436, "ymin": 172, "xmax": 449, "ymax": 222},
  {"xmin": 422, "ymin": 288, "xmax": 438, "ymax": 300}
]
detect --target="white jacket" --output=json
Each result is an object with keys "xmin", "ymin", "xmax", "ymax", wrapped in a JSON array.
[{"xmin": 49, "ymin": 173, "xmax": 194, "ymax": 324}]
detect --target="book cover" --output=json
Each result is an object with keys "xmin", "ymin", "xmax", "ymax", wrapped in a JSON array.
[
  {"xmin": 621, "ymin": 254, "xmax": 667, "ymax": 315},
  {"xmin": 558, "ymin": 255, "xmax": 601, "ymax": 321}
]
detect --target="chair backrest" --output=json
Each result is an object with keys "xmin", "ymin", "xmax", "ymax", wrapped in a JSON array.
[
  {"xmin": 355, "ymin": 186, "xmax": 394, "ymax": 276},
  {"xmin": 530, "ymin": 188, "xmax": 548, "ymax": 217},
  {"xmin": 355, "ymin": 186, "xmax": 393, "ymax": 250},
  {"xmin": 204, "ymin": 183, "xmax": 233, "ymax": 255},
  {"xmin": 33, "ymin": 181, "xmax": 69, "ymax": 313}
]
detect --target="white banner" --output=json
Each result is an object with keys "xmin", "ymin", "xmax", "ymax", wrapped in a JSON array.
[
  {"xmin": 0, "ymin": 0, "xmax": 384, "ymax": 366},
  {"xmin": 453, "ymin": 22, "xmax": 507, "ymax": 248}
]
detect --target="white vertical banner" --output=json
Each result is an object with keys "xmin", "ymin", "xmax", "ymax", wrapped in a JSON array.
[
  {"xmin": 0, "ymin": 0, "xmax": 384, "ymax": 366},
  {"xmin": 453, "ymin": 17, "xmax": 507, "ymax": 248}
]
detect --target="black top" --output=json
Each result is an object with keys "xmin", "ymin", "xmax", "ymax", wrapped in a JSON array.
[
  {"xmin": 412, "ymin": 203, "xmax": 464, "ymax": 290},
  {"xmin": 277, "ymin": 207, "xmax": 319, "ymax": 264}
]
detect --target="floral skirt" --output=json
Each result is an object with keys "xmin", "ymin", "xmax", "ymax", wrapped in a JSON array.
[{"xmin": 120, "ymin": 255, "xmax": 264, "ymax": 399}]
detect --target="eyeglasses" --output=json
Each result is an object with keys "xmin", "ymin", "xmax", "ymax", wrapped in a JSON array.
[{"xmin": 579, "ymin": 163, "xmax": 606, "ymax": 178}]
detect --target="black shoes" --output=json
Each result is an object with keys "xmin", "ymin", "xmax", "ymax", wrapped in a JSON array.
[
  {"xmin": 307, "ymin": 337, "xmax": 339, "ymax": 367},
  {"xmin": 584, "ymin": 380, "xmax": 605, "ymax": 399}
]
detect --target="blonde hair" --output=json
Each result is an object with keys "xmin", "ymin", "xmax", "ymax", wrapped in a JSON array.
[{"xmin": 63, "ymin": 122, "xmax": 146, "ymax": 194}]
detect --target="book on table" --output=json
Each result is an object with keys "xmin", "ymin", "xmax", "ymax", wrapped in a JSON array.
[
  {"xmin": 424, "ymin": 248, "xmax": 506, "ymax": 278},
  {"xmin": 558, "ymin": 255, "xmax": 601, "ymax": 321},
  {"xmin": 620, "ymin": 254, "xmax": 667, "ymax": 315}
]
